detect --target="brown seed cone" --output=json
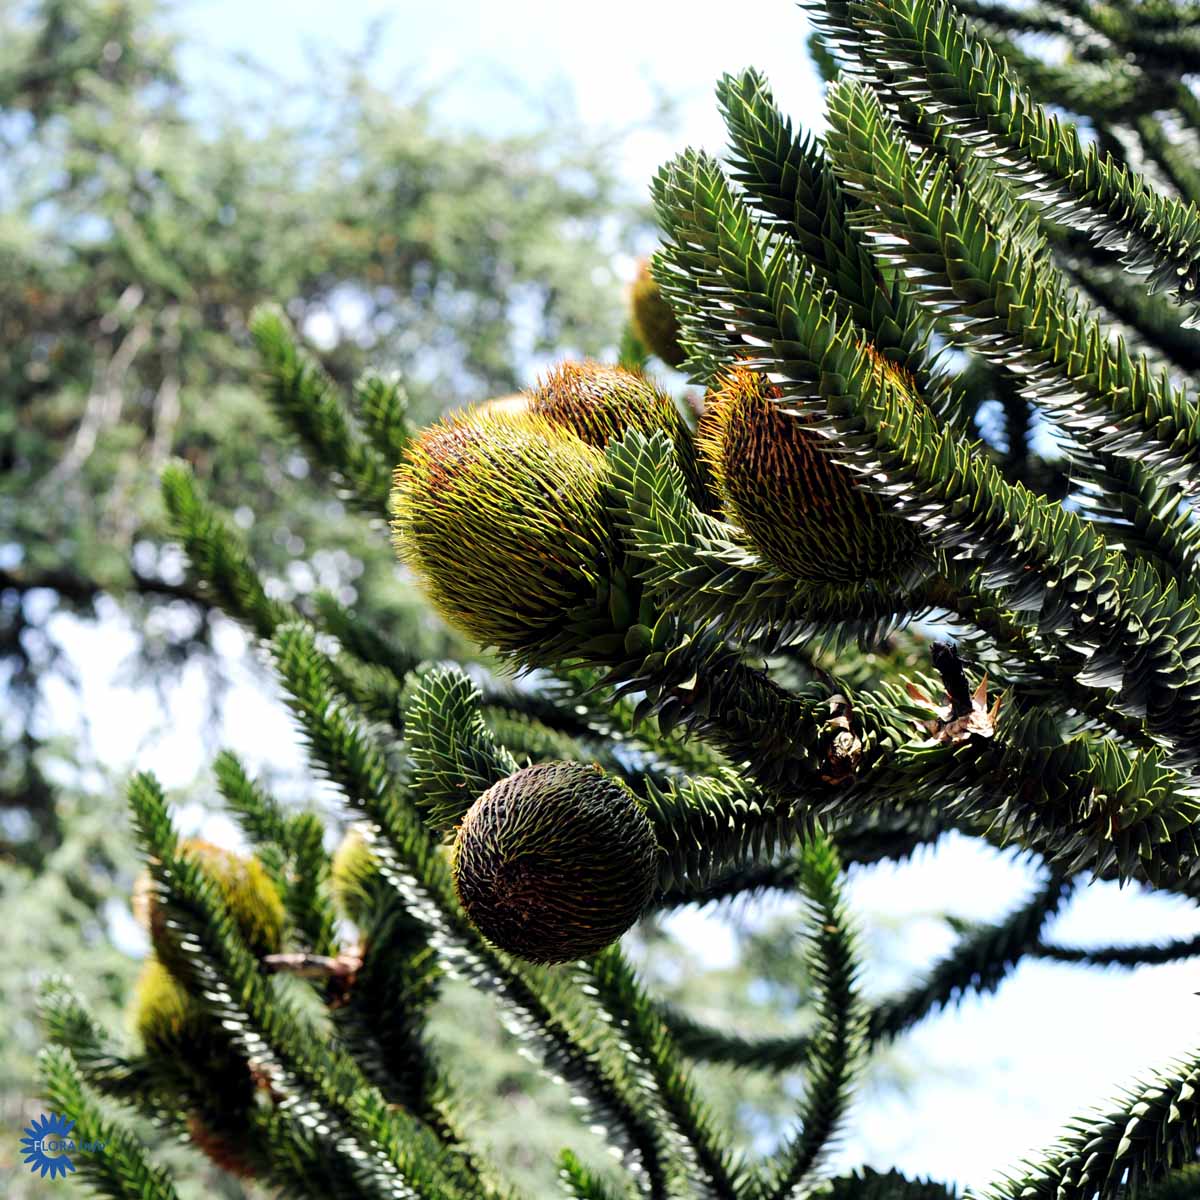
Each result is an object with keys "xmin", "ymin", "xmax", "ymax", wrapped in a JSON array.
[
  {"xmin": 698, "ymin": 366, "xmax": 921, "ymax": 585},
  {"xmin": 452, "ymin": 762, "xmax": 658, "ymax": 964},
  {"xmin": 529, "ymin": 358, "xmax": 709, "ymax": 506},
  {"xmin": 529, "ymin": 359, "xmax": 682, "ymax": 448},
  {"xmin": 186, "ymin": 1114, "xmax": 257, "ymax": 1179}
]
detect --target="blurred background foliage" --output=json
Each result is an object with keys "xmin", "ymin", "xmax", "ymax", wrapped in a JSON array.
[
  {"xmin": 0, "ymin": 0, "xmax": 634, "ymax": 1190},
  {"xmin": 0, "ymin": 0, "xmax": 636, "ymax": 819},
  {"xmin": 0, "ymin": 2, "xmax": 867, "ymax": 1195}
]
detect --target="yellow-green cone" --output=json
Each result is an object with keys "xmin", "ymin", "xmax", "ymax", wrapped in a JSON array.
[
  {"xmin": 529, "ymin": 357, "xmax": 708, "ymax": 505},
  {"xmin": 129, "ymin": 957, "xmax": 203, "ymax": 1051},
  {"xmin": 330, "ymin": 826, "xmax": 382, "ymax": 925},
  {"xmin": 133, "ymin": 838, "xmax": 286, "ymax": 968},
  {"xmin": 475, "ymin": 392, "xmax": 528, "ymax": 418},
  {"xmin": 129, "ymin": 958, "xmax": 261, "ymax": 1178},
  {"xmin": 391, "ymin": 408, "xmax": 615, "ymax": 655},
  {"xmin": 452, "ymin": 762, "xmax": 658, "ymax": 964},
  {"xmin": 698, "ymin": 367, "xmax": 921, "ymax": 585},
  {"xmin": 630, "ymin": 258, "xmax": 685, "ymax": 368},
  {"xmin": 528, "ymin": 358, "xmax": 706, "ymax": 503}
]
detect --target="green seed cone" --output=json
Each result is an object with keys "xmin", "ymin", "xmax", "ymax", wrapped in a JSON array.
[
  {"xmin": 452, "ymin": 762, "xmax": 658, "ymax": 964},
  {"xmin": 630, "ymin": 258, "xmax": 686, "ymax": 368},
  {"xmin": 330, "ymin": 825, "xmax": 382, "ymax": 925},
  {"xmin": 698, "ymin": 366, "xmax": 922, "ymax": 585},
  {"xmin": 130, "ymin": 957, "xmax": 207, "ymax": 1051},
  {"xmin": 129, "ymin": 958, "xmax": 261, "ymax": 1178},
  {"xmin": 391, "ymin": 408, "xmax": 615, "ymax": 655},
  {"xmin": 475, "ymin": 392, "xmax": 529, "ymax": 418},
  {"xmin": 133, "ymin": 838, "xmax": 286, "ymax": 967}
]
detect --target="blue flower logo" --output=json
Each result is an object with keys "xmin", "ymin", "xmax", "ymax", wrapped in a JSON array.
[{"xmin": 20, "ymin": 1112, "xmax": 77, "ymax": 1178}]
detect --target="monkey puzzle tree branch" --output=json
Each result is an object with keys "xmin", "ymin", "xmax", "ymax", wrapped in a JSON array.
[
  {"xmin": 980, "ymin": 1047, "xmax": 1200, "ymax": 1197},
  {"xmin": 754, "ymin": 834, "xmax": 866, "ymax": 1200},
  {"xmin": 1034, "ymin": 930, "xmax": 1200, "ymax": 969},
  {"xmin": 268, "ymin": 624, "xmax": 678, "ymax": 1195},
  {"xmin": 606, "ymin": 427, "xmax": 1162, "ymax": 753},
  {"xmin": 606, "ymin": 609, "xmax": 1200, "ymax": 889},
  {"xmin": 585, "ymin": 949, "xmax": 747, "ymax": 1199},
  {"xmin": 38, "ymin": 1045, "xmax": 183, "ymax": 1200},
  {"xmin": 653, "ymin": 145, "xmax": 1200, "ymax": 763},
  {"xmin": 662, "ymin": 869, "xmax": 1072, "ymax": 1072}
]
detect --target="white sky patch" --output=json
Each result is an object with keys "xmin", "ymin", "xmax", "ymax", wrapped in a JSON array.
[{"xmin": 178, "ymin": 0, "xmax": 827, "ymax": 185}]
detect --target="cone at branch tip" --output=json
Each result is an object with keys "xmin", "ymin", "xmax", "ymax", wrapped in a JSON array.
[
  {"xmin": 132, "ymin": 838, "xmax": 285, "ymax": 968},
  {"xmin": 452, "ymin": 761, "xmax": 659, "ymax": 964},
  {"xmin": 391, "ymin": 407, "xmax": 615, "ymax": 655},
  {"xmin": 629, "ymin": 257, "xmax": 686, "ymax": 368},
  {"xmin": 330, "ymin": 825, "xmax": 382, "ymax": 925},
  {"xmin": 698, "ymin": 366, "xmax": 922, "ymax": 585}
]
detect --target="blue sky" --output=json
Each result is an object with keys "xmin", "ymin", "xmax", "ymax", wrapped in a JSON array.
[{"xmin": 60, "ymin": 0, "xmax": 1200, "ymax": 1191}]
